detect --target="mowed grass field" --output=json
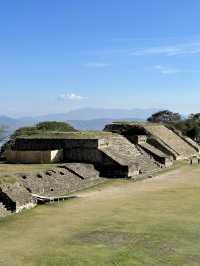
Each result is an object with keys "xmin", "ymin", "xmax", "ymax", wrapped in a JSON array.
[{"xmin": 0, "ymin": 165, "xmax": 200, "ymax": 265}]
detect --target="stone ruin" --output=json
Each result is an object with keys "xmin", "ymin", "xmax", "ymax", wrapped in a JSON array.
[
  {"xmin": 104, "ymin": 122, "xmax": 199, "ymax": 161},
  {"xmin": 0, "ymin": 163, "xmax": 106, "ymax": 216},
  {"xmin": 0, "ymin": 182, "xmax": 35, "ymax": 215},
  {"xmin": 6, "ymin": 132, "xmax": 164, "ymax": 177},
  {"xmin": 1, "ymin": 123, "xmax": 199, "ymax": 217}
]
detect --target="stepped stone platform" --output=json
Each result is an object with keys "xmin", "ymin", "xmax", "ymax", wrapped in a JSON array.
[
  {"xmin": 146, "ymin": 125, "xmax": 198, "ymax": 159},
  {"xmin": 0, "ymin": 163, "xmax": 106, "ymax": 217},
  {"xmin": 1, "ymin": 129, "xmax": 177, "ymax": 218},
  {"xmin": 99, "ymin": 135, "xmax": 160, "ymax": 177},
  {"xmin": 0, "ymin": 182, "xmax": 35, "ymax": 213},
  {"xmin": 19, "ymin": 164, "xmax": 105, "ymax": 197},
  {"xmin": 6, "ymin": 131, "xmax": 161, "ymax": 178},
  {"xmin": 1, "ymin": 123, "xmax": 199, "ymax": 218},
  {"xmin": 138, "ymin": 142, "xmax": 172, "ymax": 167},
  {"xmin": 104, "ymin": 122, "xmax": 199, "ymax": 161}
]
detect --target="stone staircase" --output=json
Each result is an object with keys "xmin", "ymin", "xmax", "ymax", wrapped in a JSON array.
[
  {"xmin": 59, "ymin": 163, "xmax": 100, "ymax": 180},
  {"xmin": 132, "ymin": 150, "xmax": 161, "ymax": 175},
  {"xmin": 146, "ymin": 125, "xmax": 197, "ymax": 157},
  {"xmin": 99, "ymin": 135, "xmax": 160, "ymax": 177},
  {"xmin": 100, "ymin": 135, "xmax": 141, "ymax": 166}
]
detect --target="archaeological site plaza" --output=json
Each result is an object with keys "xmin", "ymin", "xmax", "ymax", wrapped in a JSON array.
[{"xmin": 0, "ymin": 122, "xmax": 199, "ymax": 218}]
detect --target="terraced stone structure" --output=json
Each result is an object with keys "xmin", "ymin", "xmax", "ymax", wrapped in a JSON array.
[
  {"xmin": 1, "ymin": 129, "xmax": 176, "ymax": 217},
  {"xmin": 0, "ymin": 182, "xmax": 35, "ymax": 213},
  {"xmin": 0, "ymin": 163, "xmax": 106, "ymax": 217},
  {"xmin": 104, "ymin": 122, "xmax": 200, "ymax": 161},
  {"xmin": 19, "ymin": 163, "xmax": 105, "ymax": 197},
  {"xmin": 7, "ymin": 131, "xmax": 161, "ymax": 178}
]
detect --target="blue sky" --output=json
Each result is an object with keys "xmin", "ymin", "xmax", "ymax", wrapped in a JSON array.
[{"xmin": 1, "ymin": 0, "xmax": 200, "ymax": 116}]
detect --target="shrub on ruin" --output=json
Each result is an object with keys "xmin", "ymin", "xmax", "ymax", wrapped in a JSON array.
[
  {"xmin": 35, "ymin": 121, "xmax": 77, "ymax": 132},
  {"xmin": 147, "ymin": 110, "xmax": 181, "ymax": 123},
  {"xmin": 13, "ymin": 126, "xmax": 39, "ymax": 137},
  {"xmin": 0, "ymin": 122, "xmax": 78, "ymax": 155}
]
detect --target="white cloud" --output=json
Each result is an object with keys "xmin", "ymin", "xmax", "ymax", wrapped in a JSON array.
[
  {"xmin": 59, "ymin": 93, "xmax": 88, "ymax": 101},
  {"xmin": 84, "ymin": 62, "xmax": 111, "ymax": 68},
  {"xmin": 130, "ymin": 41, "xmax": 200, "ymax": 56},
  {"xmin": 154, "ymin": 65, "xmax": 200, "ymax": 75},
  {"xmin": 154, "ymin": 65, "xmax": 180, "ymax": 75}
]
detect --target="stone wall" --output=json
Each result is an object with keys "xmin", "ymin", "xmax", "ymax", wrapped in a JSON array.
[
  {"xmin": 147, "ymin": 137, "xmax": 176, "ymax": 158},
  {"xmin": 0, "ymin": 182, "xmax": 35, "ymax": 213},
  {"xmin": 13, "ymin": 137, "xmax": 105, "ymax": 151},
  {"xmin": 5, "ymin": 149, "xmax": 63, "ymax": 164},
  {"xmin": 19, "ymin": 163, "xmax": 105, "ymax": 197},
  {"xmin": 139, "ymin": 142, "xmax": 173, "ymax": 167},
  {"xmin": 0, "ymin": 163, "xmax": 106, "ymax": 217}
]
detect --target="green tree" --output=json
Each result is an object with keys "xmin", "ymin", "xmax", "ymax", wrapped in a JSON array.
[
  {"xmin": 188, "ymin": 113, "xmax": 200, "ymax": 121},
  {"xmin": 147, "ymin": 110, "xmax": 181, "ymax": 123},
  {"xmin": 1, "ymin": 121, "xmax": 78, "ymax": 153},
  {"xmin": 36, "ymin": 121, "xmax": 77, "ymax": 132},
  {"xmin": 13, "ymin": 126, "xmax": 39, "ymax": 137},
  {"xmin": 12, "ymin": 122, "xmax": 77, "ymax": 137}
]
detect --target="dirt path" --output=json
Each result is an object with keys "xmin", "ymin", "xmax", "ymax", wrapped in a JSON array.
[{"xmin": 77, "ymin": 165, "xmax": 196, "ymax": 199}]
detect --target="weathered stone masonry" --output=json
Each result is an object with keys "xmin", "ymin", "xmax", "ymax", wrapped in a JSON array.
[{"xmin": 2, "ymin": 124, "xmax": 199, "ymax": 218}]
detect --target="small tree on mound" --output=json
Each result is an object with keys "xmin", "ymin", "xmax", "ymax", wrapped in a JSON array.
[
  {"xmin": 13, "ymin": 126, "xmax": 39, "ymax": 137},
  {"xmin": 1, "ymin": 121, "xmax": 78, "ymax": 153},
  {"xmin": 35, "ymin": 121, "xmax": 77, "ymax": 132},
  {"xmin": 147, "ymin": 110, "xmax": 181, "ymax": 123}
]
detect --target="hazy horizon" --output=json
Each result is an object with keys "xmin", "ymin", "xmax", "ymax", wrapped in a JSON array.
[{"xmin": 0, "ymin": 107, "xmax": 160, "ymax": 119}]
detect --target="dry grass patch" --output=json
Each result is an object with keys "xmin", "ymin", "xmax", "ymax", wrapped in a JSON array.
[
  {"xmin": 0, "ymin": 165, "xmax": 200, "ymax": 265},
  {"xmin": 0, "ymin": 163, "xmax": 59, "ymax": 175}
]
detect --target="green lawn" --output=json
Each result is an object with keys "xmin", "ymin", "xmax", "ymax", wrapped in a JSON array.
[{"xmin": 0, "ymin": 165, "xmax": 200, "ymax": 265}]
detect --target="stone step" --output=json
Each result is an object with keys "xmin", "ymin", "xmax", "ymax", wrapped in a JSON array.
[
  {"xmin": 100, "ymin": 135, "xmax": 160, "ymax": 177},
  {"xmin": 0, "ymin": 202, "xmax": 11, "ymax": 217},
  {"xmin": 100, "ymin": 135, "xmax": 142, "ymax": 167},
  {"xmin": 146, "ymin": 125, "xmax": 196, "ymax": 156},
  {"xmin": 59, "ymin": 163, "xmax": 100, "ymax": 180}
]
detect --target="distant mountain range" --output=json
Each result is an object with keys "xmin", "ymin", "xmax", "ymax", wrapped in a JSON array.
[{"xmin": 0, "ymin": 107, "xmax": 159, "ymax": 134}]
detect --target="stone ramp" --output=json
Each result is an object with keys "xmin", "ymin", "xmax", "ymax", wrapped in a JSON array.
[
  {"xmin": 99, "ymin": 135, "xmax": 160, "ymax": 177},
  {"xmin": 145, "ymin": 125, "xmax": 197, "ymax": 158},
  {"xmin": 138, "ymin": 142, "xmax": 172, "ymax": 167},
  {"xmin": 100, "ymin": 135, "xmax": 141, "ymax": 166},
  {"xmin": 58, "ymin": 163, "xmax": 100, "ymax": 180},
  {"xmin": 139, "ymin": 142, "xmax": 167, "ymax": 159},
  {"xmin": 178, "ymin": 135, "xmax": 200, "ymax": 153},
  {"xmin": 132, "ymin": 151, "xmax": 161, "ymax": 175}
]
